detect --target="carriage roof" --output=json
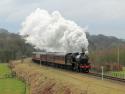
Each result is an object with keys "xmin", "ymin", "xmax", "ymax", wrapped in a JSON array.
[{"xmin": 32, "ymin": 52, "xmax": 70, "ymax": 56}]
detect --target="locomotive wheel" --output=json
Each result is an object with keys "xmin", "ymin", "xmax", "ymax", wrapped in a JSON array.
[
  {"xmin": 72, "ymin": 63, "xmax": 79, "ymax": 72},
  {"xmin": 79, "ymin": 68, "xmax": 83, "ymax": 72},
  {"xmin": 85, "ymin": 69, "xmax": 89, "ymax": 73}
]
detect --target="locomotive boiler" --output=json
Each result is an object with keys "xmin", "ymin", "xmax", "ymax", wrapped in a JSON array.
[{"xmin": 32, "ymin": 52, "xmax": 91, "ymax": 72}]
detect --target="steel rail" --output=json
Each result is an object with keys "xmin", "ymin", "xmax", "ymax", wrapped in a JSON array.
[{"xmin": 33, "ymin": 61, "xmax": 125, "ymax": 83}]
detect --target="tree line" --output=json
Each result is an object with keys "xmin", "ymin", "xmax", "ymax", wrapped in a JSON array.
[{"xmin": 0, "ymin": 28, "xmax": 34, "ymax": 62}]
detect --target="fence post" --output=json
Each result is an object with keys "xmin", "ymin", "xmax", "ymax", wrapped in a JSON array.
[
  {"xmin": 124, "ymin": 73, "xmax": 125, "ymax": 79},
  {"xmin": 101, "ymin": 66, "xmax": 104, "ymax": 80},
  {"xmin": 40, "ymin": 59, "xmax": 41, "ymax": 66}
]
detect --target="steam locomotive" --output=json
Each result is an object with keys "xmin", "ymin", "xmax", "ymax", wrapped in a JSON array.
[{"xmin": 32, "ymin": 52, "xmax": 91, "ymax": 72}]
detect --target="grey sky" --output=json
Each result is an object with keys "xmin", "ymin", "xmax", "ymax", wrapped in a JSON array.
[{"xmin": 0, "ymin": 0, "xmax": 125, "ymax": 39}]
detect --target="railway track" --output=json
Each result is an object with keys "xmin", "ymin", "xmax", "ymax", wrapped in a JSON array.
[
  {"xmin": 33, "ymin": 61, "xmax": 125, "ymax": 83},
  {"xmin": 55, "ymin": 67, "xmax": 125, "ymax": 83},
  {"xmin": 88, "ymin": 72, "xmax": 125, "ymax": 83},
  {"xmin": 61, "ymin": 68, "xmax": 125, "ymax": 83}
]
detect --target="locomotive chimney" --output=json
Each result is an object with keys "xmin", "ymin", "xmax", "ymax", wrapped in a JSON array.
[{"xmin": 82, "ymin": 48, "xmax": 84, "ymax": 53}]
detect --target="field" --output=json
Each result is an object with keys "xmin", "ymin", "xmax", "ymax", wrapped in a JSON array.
[
  {"xmin": 0, "ymin": 63, "xmax": 26, "ymax": 94},
  {"xmin": 0, "ymin": 63, "xmax": 11, "ymax": 76},
  {"xmin": 10, "ymin": 58, "xmax": 125, "ymax": 94},
  {"xmin": 90, "ymin": 46, "xmax": 125, "ymax": 65},
  {"xmin": 106, "ymin": 67, "xmax": 125, "ymax": 79}
]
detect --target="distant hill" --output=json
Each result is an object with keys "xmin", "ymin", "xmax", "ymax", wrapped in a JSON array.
[
  {"xmin": 0, "ymin": 28, "xmax": 34, "ymax": 62},
  {"xmin": 86, "ymin": 32, "xmax": 125, "ymax": 51},
  {"xmin": 0, "ymin": 28, "xmax": 8, "ymax": 33}
]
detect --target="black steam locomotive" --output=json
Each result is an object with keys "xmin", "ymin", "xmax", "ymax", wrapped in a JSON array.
[{"xmin": 32, "ymin": 52, "xmax": 91, "ymax": 72}]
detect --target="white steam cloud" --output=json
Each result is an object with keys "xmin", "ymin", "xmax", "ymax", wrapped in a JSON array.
[{"xmin": 20, "ymin": 8, "xmax": 89, "ymax": 53}]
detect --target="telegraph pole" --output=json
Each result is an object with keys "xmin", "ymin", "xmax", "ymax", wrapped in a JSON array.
[
  {"xmin": 101, "ymin": 66, "xmax": 104, "ymax": 80},
  {"xmin": 117, "ymin": 47, "xmax": 120, "ymax": 70}
]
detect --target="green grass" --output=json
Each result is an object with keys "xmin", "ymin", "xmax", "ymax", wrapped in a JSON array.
[
  {"xmin": 0, "ymin": 78, "xmax": 26, "ymax": 94},
  {"xmin": 0, "ymin": 63, "xmax": 11, "ymax": 75},
  {"xmin": 0, "ymin": 63, "xmax": 27, "ymax": 94}
]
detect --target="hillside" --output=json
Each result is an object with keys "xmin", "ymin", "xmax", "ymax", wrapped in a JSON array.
[
  {"xmin": 86, "ymin": 33, "xmax": 125, "ymax": 65},
  {"xmin": 86, "ymin": 33, "xmax": 125, "ymax": 51},
  {"xmin": 0, "ymin": 28, "xmax": 34, "ymax": 62}
]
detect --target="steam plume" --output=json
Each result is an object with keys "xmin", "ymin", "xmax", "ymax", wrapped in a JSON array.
[{"xmin": 20, "ymin": 8, "xmax": 89, "ymax": 53}]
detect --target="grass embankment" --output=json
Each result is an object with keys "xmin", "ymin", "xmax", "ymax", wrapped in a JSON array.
[
  {"xmin": 10, "ymin": 58, "xmax": 125, "ymax": 94},
  {"xmin": 0, "ymin": 63, "xmax": 27, "ymax": 94}
]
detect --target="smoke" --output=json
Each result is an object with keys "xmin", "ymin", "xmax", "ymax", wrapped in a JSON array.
[{"xmin": 20, "ymin": 8, "xmax": 89, "ymax": 53}]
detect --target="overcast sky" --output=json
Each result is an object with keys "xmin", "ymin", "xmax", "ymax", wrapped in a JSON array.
[{"xmin": 0, "ymin": 0, "xmax": 125, "ymax": 39}]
